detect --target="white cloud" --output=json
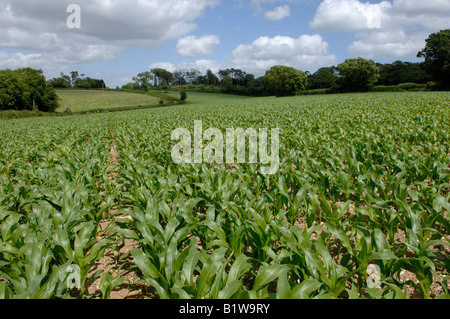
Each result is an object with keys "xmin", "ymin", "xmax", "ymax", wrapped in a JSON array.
[
  {"xmin": 176, "ymin": 35, "xmax": 221, "ymax": 57},
  {"xmin": 0, "ymin": 51, "xmax": 46, "ymax": 70},
  {"xmin": 310, "ymin": 0, "xmax": 391, "ymax": 32},
  {"xmin": 149, "ymin": 59, "xmax": 222, "ymax": 75},
  {"xmin": 389, "ymin": 0, "xmax": 450, "ymax": 30},
  {"xmin": 227, "ymin": 34, "xmax": 338, "ymax": 74},
  {"xmin": 264, "ymin": 5, "xmax": 291, "ymax": 21},
  {"xmin": 348, "ymin": 30, "xmax": 428, "ymax": 59},
  {"xmin": 392, "ymin": 0, "xmax": 450, "ymax": 17},
  {"xmin": 0, "ymin": 0, "xmax": 218, "ymax": 66},
  {"xmin": 310, "ymin": 0, "xmax": 450, "ymax": 61}
]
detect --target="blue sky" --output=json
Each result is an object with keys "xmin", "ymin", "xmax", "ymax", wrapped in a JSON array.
[{"xmin": 1, "ymin": 0, "xmax": 449, "ymax": 87}]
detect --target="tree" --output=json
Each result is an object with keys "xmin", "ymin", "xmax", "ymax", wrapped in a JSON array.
[
  {"xmin": 378, "ymin": 61, "xmax": 430, "ymax": 86},
  {"xmin": 41, "ymin": 86, "xmax": 60, "ymax": 112},
  {"xmin": 70, "ymin": 71, "xmax": 79, "ymax": 87},
  {"xmin": 49, "ymin": 76, "xmax": 71, "ymax": 88},
  {"xmin": 221, "ymin": 76, "xmax": 233, "ymax": 93},
  {"xmin": 0, "ymin": 68, "xmax": 59, "ymax": 112},
  {"xmin": 172, "ymin": 71, "xmax": 187, "ymax": 86},
  {"xmin": 0, "ymin": 69, "xmax": 27, "ymax": 110},
  {"xmin": 185, "ymin": 69, "xmax": 201, "ymax": 85},
  {"xmin": 264, "ymin": 65, "xmax": 307, "ymax": 97},
  {"xmin": 335, "ymin": 57, "xmax": 379, "ymax": 92},
  {"xmin": 417, "ymin": 29, "xmax": 450, "ymax": 87},
  {"xmin": 133, "ymin": 71, "xmax": 154, "ymax": 91},
  {"xmin": 15, "ymin": 68, "xmax": 47, "ymax": 108},
  {"xmin": 307, "ymin": 67, "xmax": 338, "ymax": 89},
  {"xmin": 151, "ymin": 68, "xmax": 173, "ymax": 87},
  {"xmin": 180, "ymin": 90, "xmax": 187, "ymax": 102}
]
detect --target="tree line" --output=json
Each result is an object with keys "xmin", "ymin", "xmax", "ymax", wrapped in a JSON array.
[
  {"xmin": 49, "ymin": 71, "xmax": 106, "ymax": 89},
  {"xmin": 125, "ymin": 29, "xmax": 449, "ymax": 97},
  {"xmin": 122, "ymin": 68, "xmax": 266, "ymax": 96},
  {"xmin": 0, "ymin": 30, "xmax": 448, "ymax": 112}
]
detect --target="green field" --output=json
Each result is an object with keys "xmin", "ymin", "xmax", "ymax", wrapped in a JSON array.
[
  {"xmin": 1, "ymin": 92, "xmax": 449, "ymax": 299},
  {"xmin": 166, "ymin": 91, "xmax": 255, "ymax": 104},
  {"xmin": 55, "ymin": 89, "xmax": 163, "ymax": 113}
]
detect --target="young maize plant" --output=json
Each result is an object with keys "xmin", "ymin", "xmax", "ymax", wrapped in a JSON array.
[{"xmin": 1, "ymin": 92, "xmax": 449, "ymax": 299}]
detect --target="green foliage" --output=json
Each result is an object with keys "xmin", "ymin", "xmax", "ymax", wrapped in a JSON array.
[
  {"xmin": 336, "ymin": 58, "xmax": 380, "ymax": 92},
  {"xmin": 133, "ymin": 71, "xmax": 154, "ymax": 91},
  {"xmin": 49, "ymin": 76, "xmax": 71, "ymax": 88},
  {"xmin": 397, "ymin": 83, "xmax": 418, "ymax": 90},
  {"xmin": 0, "ymin": 70, "xmax": 27, "ymax": 110},
  {"xmin": 418, "ymin": 29, "xmax": 450, "ymax": 87},
  {"xmin": 0, "ymin": 68, "xmax": 59, "ymax": 112},
  {"xmin": 1, "ymin": 92, "xmax": 449, "ymax": 299},
  {"xmin": 0, "ymin": 115, "xmax": 116, "ymax": 298},
  {"xmin": 378, "ymin": 61, "xmax": 430, "ymax": 86},
  {"xmin": 307, "ymin": 67, "xmax": 338, "ymax": 90},
  {"xmin": 151, "ymin": 68, "xmax": 173, "ymax": 87},
  {"xmin": 180, "ymin": 90, "xmax": 187, "ymax": 102},
  {"xmin": 264, "ymin": 65, "xmax": 307, "ymax": 97}
]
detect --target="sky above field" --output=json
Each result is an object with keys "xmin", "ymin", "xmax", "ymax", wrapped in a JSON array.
[{"xmin": 1, "ymin": 0, "xmax": 449, "ymax": 88}]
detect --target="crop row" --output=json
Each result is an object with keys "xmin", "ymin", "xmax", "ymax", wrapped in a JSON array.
[{"xmin": 1, "ymin": 92, "xmax": 449, "ymax": 299}]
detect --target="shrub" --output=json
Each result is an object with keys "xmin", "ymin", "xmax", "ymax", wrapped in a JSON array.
[
  {"xmin": 180, "ymin": 90, "xmax": 187, "ymax": 102},
  {"xmin": 397, "ymin": 83, "xmax": 418, "ymax": 90}
]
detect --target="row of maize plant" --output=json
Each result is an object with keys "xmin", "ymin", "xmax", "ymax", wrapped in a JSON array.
[
  {"xmin": 1, "ymin": 91, "xmax": 449, "ymax": 299},
  {"xmin": 0, "ymin": 115, "xmax": 118, "ymax": 298}
]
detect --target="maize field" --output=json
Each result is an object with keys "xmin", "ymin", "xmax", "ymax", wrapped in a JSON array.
[{"xmin": 0, "ymin": 91, "xmax": 449, "ymax": 299}]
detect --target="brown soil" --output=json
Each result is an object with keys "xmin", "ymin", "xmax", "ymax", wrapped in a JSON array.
[{"xmin": 85, "ymin": 136, "xmax": 148, "ymax": 299}]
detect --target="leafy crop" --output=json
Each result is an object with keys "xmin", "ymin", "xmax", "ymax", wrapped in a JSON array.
[{"xmin": 1, "ymin": 92, "xmax": 449, "ymax": 299}]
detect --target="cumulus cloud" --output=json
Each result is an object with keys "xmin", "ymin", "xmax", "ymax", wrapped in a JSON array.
[
  {"xmin": 176, "ymin": 35, "xmax": 220, "ymax": 57},
  {"xmin": 149, "ymin": 59, "xmax": 222, "ymax": 75},
  {"xmin": 310, "ymin": 0, "xmax": 450, "ymax": 60},
  {"xmin": 389, "ymin": 0, "xmax": 450, "ymax": 30},
  {"xmin": 310, "ymin": 0, "xmax": 391, "ymax": 32},
  {"xmin": 392, "ymin": 0, "xmax": 450, "ymax": 17},
  {"xmin": 264, "ymin": 5, "xmax": 291, "ymax": 21},
  {"xmin": 0, "ymin": 0, "xmax": 218, "ymax": 67},
  {"xmin": 0, "ymin": 52, "xmax": 46, "ymax": 70},
  {"xmin": 348, "ymin": 30, "xmax": 428, "ymax": 59},
  {"xmin": 227, "ymin": 34, "xmax": 338, "ymax": 74}
]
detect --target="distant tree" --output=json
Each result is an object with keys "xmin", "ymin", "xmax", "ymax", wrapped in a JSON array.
[
  {"xmin": 378, "ymin": 61, "xmax": 430, "ymax": 85},
  {"xmin": 70, "ymin": 71, "xmax": 79, "ymax": 87},
  {"xmin": 151, "ymin": 68, "xmax": 173, "ymax": 87},
  {"xmin": 133, "ymin": 71, "xmax": 154, "ymax": 91},
  {"xmin": 335, "ymin": 57, "xmax": 379, "ymax": 92},
  {"xmin": 186, "ymin": 69, "xmax": 201, "ymax": 85},
  {"xmin": 218, "ymin": 68, "xmax": 248, "ymax": 86},
  {"xmin": 418, "ymin": 29, "xmax": 450, "ymax": 87},
  {"xmin": 180, "ymin": 90, "xmax": 187, "ymax": 102},
  {"xmin": 75, "ymin": 77, "xmax": 91, "ymax": 89},
  {"xmin": 172, "ymin": 71, "xmax": 187, "ymax": 86},
  {"xmin": 197, "ymin": 75, "xmax": 208, "ymax": 85},
  {"xmin": 221, "ymin": 76, "xmax": 233, "ymax": 93},
  {"xmin": 206, "ymin": 69, "xmax": 219, "ymax": 86},
  {"xmin": 49, "ymin": 77, "xmax": 71, "ymax": 88},
  {"xmin": 49, "ymin": 72, "xmax": 72, "ymax": 88},
  {"xmin": 121, "ymin": 82, "xmax": 139, "ymax": 90},
  {"xmin": 307, "ymin": 67, "xmax": 338, "ymax": 89},
  {"xmin": 246, "ymin": 76, "xmax": 265, "ymax": 96},
  {"xmin": 264, "ymin": 65, "xmax": 307, "ymax": 97}
]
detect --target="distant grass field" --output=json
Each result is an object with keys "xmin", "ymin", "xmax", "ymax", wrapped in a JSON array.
[
  {"xmin": 167, "ymin": 91, "xmax": 255, "ymax": 105},
  {"xmin": 55, "ymin": 90, "xmax": 162, "ymax": 113}
]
